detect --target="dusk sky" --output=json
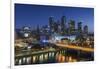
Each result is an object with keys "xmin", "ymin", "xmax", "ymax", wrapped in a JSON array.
[{"xmin": 15, "ymin": 4, "xmax": 94, "ymax": 32}]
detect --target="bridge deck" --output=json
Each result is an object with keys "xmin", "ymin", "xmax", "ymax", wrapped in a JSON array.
[
  {"xmin": 55, "ymin": 43, "xmax": 94, "ymax": 52},
  {"xmin": 15, "ymin": 48, "xmax": 56, "ymax": 57}
]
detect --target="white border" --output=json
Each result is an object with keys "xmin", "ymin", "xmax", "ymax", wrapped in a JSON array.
[
  {"xmin": 11, "ymin": 0, "xmax": 14, "ymax": 69},
  {"xmin": 0, "ymin": 0, "xmax": 10, "ymax": 69},
  {"xmin": 15, "ymin": 0, "xmax": 95, "ymax": 8},
  {"xmin": 11, "ymin": 0, "xmax": 95, "ymax": 69}
]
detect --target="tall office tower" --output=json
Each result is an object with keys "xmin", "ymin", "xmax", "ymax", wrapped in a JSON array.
[
  {"xmin": 36, "ymin": 25, "xmax": 40, "ymax": 34},
  {"xmin": 53, "ymin": 22, "xmax": 59, "ymax": 33},
  {"xmin": 84, "ymin": 25, "xmax": 88, "ymax": 34},
  {"xmin": 61, "ymin": 16, "xmax": 66, "ymax": 35},
  {"xmin": 42, "ymin": 25, "xmax": 50, "ymax": 34},
  {"xmin": 57, "ymin": 20, "xmax": 61, "ymax": 34},
  {"xmin": 68, "ymin": 20, "xmax": 75, "ymax": 35},
  {"xmin": 36, "ymin": 25, "xmax": 40, "ymax": 40},
  {"xmin": 78, "ymin": 22, "xmax": 82, "ymax": 33},
  {"xmin": 49, "ymin": 16, "xmax": 54, "ymax": 32}
]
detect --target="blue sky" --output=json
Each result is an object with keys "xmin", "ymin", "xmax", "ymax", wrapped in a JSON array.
[{"xmin": 15, "ymin": 4, "xmax": 94, "ymax": 32}]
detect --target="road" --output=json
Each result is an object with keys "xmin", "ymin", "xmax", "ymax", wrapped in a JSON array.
[
  {"xmin": 15, "ymin": 48, "xmax": 56, "ymax": 57},
  {"xmin": 55, "ymin": 43, "xmax": 94, "ymax": 52}
]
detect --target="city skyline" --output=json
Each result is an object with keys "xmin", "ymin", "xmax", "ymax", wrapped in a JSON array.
[
  {"xmin": 15, "ymin": 4, "xmax": 94, "ymax": 32},
  {"xmin": 15, "ymin": 4, "xmax": 94, "ymax": 65}
]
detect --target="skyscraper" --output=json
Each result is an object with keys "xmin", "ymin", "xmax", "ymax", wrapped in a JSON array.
[
  {"xmin": 78, "ymin": 22, "xmax": 82, "ymax": 33},
  {"xmin": 57, "ymin": 20, "xmax": 61, "ymax": 34},
  {"xmin": 49, "ymin": 16, "xmax": 54, "ymax": 32},
  {"xmin": 84, "ymin": 25, "xmax": 88, "ymax": 34},
  {"xmin": 36, "ymin": 25, "xmax": 40, "ymax": 34},
  {"xmin": 68, "ymin": 20, "xmax": 75, "ymax": 35},
  {"xmin": 53, "ymin": 22, "xmax": 58, "ymax": 33},
  {"xmin": 61, "ymin": 16, "xmax": 66, "ymax": 35},
  {"xmin": 36, "ymin": 25, "xmax": 40, "ymax": 40}
]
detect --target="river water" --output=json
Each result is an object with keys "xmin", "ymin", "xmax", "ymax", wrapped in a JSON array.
[{"xmin": 15, "ymin": 49, "xmax": 93, "ymax": 65}]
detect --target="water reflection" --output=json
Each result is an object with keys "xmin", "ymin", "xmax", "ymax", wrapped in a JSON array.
[
  {"xmin": 33, "ymin": 56, "xmax": 36, "ymax": 63},
  {"xmin": 44, "ymin": 53, "xmax": 48, "ymax": 60},
  {"xmin": 18, "ymin": 59, "xmax": 22, "ymax": 65},
  {"xmin": 16, "ymin": 50, "xmax": 80, "ymax": 65},
  {"xmin": 26, "ymin": 57, "xmax": 31, "ymax": 64},
  {"xmin": 39, "ymin": 54, "xmax": 44, "ymax": 63}
]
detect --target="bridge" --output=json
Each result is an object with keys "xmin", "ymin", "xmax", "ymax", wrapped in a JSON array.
[
  {"xmin": 15, "ymin": 48, "xmax": 66, "ymax": 65},
  {"xmin": 15, "ymin": 48, "xmax": 56, "ymax": 57},
  {"xmin": 55, "ymin": 43, "xmax": 94, "ymax": 52}
]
